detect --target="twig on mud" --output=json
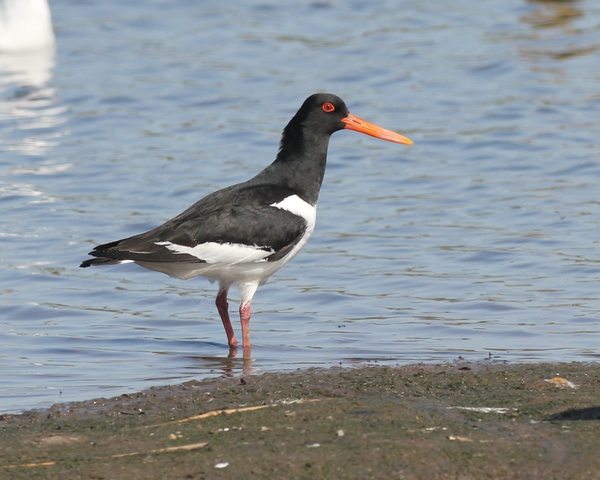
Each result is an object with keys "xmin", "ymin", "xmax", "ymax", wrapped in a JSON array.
[
  {"xmin": 141, "ymin": 404, "xmax": 276, "ymax": 428},
  {"xmin": 3, "ymin": 461, "xmax": 57, "ymax": 469},
  {"xmin": 111, "ymin": 441, "xmax": 209, "ymax": 458},
  {"xmin": 141, "ymin": 398, "xmax": 324, "ymax": 429}
]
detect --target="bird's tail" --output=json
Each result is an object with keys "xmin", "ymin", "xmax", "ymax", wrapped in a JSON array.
[{"xmin": 80, "ymin": 257, "xmax": 124, "ymax": 268}]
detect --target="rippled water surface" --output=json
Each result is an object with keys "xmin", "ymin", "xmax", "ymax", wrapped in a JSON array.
[{"xmin": 1, "ymin": 0, "xmax": 599, "ymax": 413}]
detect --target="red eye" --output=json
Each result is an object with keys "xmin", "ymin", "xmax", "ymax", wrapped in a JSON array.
[{"xmin": 322, "ymin": 102, "xmax": 335, "ymax": 113}]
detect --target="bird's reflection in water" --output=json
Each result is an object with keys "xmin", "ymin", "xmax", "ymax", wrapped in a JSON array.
[
  {"xmin": 0, "ymin": 0, "xmax": 62, "ymax": 156},
  {"xmin": 190, "ymin": 345, "xmax": 254, "ymax": 377},
  {"xmin": 0, "ymin": 47, "xmax": 64, "ymax": 156},
  {"xmin": 519, "ymin": 0, "xmax": 598, "ymax": 62},
  {"xmin": 524, "ymin": 0, "xmax": 583, "ymax": 30}
]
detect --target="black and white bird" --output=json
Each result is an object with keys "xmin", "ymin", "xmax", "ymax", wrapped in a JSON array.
[{"xmin": 80, "ymin": 93, "xmax": 412, "ymax": 351}]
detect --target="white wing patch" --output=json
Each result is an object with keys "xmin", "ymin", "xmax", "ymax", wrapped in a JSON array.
[
  {"xmin": 151, "ymin": 195, "xmax": 316, "ymax": 276},
  {"xmin": 269, "ymin": 194, "xmax": 317, "ymax": 265},
  {"xmin": 270, "ymin": 194, "xmax": 316, "ymax": 227},
  {"xmin": 155, "ymin": 241, "xmax": 273, "ymax": 264}
]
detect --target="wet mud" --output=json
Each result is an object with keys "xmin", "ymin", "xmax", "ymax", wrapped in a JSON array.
[{"xmin": 1, "ymin": 361, "xmax": 599, "ymax": 479}]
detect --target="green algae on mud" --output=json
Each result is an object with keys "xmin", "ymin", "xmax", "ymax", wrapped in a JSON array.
[{"xmin": 1, "ymin": 362, "xmax": 599, "ymax": 479}]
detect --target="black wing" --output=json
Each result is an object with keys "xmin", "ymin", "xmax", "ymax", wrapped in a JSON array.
[{"xmin": 80, "ymin": 184, "xmax": 309, "ymax": 267}]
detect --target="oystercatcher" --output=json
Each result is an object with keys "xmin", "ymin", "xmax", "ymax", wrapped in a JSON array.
[{"xmin": 81, "ymin": 93, "xmax": 412, "ymax": 351}]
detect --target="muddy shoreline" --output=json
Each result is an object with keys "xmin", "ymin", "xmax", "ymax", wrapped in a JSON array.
[{"xmin": 1, "ymin": 361, "xmax": 599, "ymax": 479}]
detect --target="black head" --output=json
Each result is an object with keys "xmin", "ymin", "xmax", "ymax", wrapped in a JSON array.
[
  {"xmin": 274, "ymin": 93, "xmax": 350, "ymax": 164},
  {"xmin": 291, "ymin": 93, "xmax": 351, "ymax": 136},
  {"xmin": 263, "ymin": 93, "xmax": 411, "ymax": 203},
  {"xmin": 286, "ymin": 92, "xmax": 413, "ymax": 145}
]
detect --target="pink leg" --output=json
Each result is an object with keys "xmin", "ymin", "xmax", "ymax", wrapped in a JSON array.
[
  {"xmin": 239, "ymin": 302, "xmax": 252, "ymax": 359},
  {"xmin": 216, "ymin": 285, "xmax": 238, "ymax": 347},
  {"xmin": 238, "ymin": 282, "xmax": 258, "ymax": 350},
  {"xmin": 239, "ymin": 302, "xmax": 252, "ymax": 348}
]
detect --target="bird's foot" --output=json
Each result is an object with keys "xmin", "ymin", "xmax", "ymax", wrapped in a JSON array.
[{"xmin": 227, "ymin": 344, "xmax": 251, "ymax": 360}]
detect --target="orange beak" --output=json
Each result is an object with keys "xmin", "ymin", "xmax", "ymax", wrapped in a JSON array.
[{"xmin": 341, "ymin": 113, "xmax": 413, "ymax": 145}]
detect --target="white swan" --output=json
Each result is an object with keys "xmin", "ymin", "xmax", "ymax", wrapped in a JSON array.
[{"xmin": 0, "ymin": 0, "xmax": 55, "ymax": 51}]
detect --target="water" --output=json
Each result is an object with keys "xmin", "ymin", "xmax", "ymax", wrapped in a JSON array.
[{"xmin": 0, "ymin": 0, "xmax": 599, "ymax": 414}]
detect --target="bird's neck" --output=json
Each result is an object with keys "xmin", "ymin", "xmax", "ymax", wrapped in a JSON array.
[{"xmin": 253, "ymin": 127, "xmax": 330, "ymax": 205}]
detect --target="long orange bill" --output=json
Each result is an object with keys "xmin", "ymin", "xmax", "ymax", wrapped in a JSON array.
[{"xmin": 341, "ymin": 113, "xmax": 413, "ymax": 145}]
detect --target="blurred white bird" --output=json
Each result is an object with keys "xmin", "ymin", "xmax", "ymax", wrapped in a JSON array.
[{"xmin": 0, "ymin": 0, "xmax": 55, "ymax": 51}]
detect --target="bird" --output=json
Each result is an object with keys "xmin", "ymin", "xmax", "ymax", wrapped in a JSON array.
[
  {"xmin": 0, "ymin": 0, "xmax": 55, "ymax": 51},
  {"xmin": 80, "ymin": 93, "xmax": 412, "ymax": 354}
]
